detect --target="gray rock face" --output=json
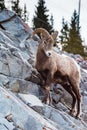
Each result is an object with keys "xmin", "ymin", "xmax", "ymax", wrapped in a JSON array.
[
  {"xmin": 0, "ymin": 86, "xmax": 58, "ymax": 130},
  {"xmin": 0, "ymin": 9, "xmax": 87, "ymax": 130}
]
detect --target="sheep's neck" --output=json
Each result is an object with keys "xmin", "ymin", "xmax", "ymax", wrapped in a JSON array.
[
  {"xmin": 36, "ymin": 49, "xmax": 48, "ymax": 70},
  {"xmin": 37, "ymin": 50, "xmax": 48, "ymax": 62}
]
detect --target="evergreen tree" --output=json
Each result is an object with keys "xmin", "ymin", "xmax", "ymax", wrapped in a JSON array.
[
  {"xmin": 0, "ymin": 0, "xmax": 5, "ymax": 10},
  {"xmin": 22, "ymin": 4, "xmax": 29, "ymax": 22},
  {"xmin": 50, "ymin": 14, "xmax": 54, "ymax": 30},
  {"xmin": 50, "ymin": 14, "xmax": 54, "ymax": 33},
  {"xmin": 33, "ymin": 0, "xmax": 54, "ymax": 34},
  {"xmin": 59, "ymin": 18, "xmax": 69, "ymax": 44},
  {"xmin": 11, "ymin": 0, "xmax": 22, "ymax": 18},
  {"xmin": 61, "ymin": 10, "xmax": 84, "ymax": 56}
]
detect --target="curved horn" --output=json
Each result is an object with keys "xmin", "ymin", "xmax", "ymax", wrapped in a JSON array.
[{"xmin": 32, "ymin": 28, "xmax": 54, "ymax": 43}]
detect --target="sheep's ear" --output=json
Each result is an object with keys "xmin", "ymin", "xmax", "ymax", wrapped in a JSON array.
[{"xmin": 51, "ymin": 31, "xmax": 58, "ymax": 41}]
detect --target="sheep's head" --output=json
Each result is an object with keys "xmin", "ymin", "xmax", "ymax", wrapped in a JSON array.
[{"xmin": 32, "ymin": 28, "xmax": 58, "ymax": 57}]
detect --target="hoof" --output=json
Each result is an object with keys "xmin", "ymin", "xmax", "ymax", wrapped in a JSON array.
[
  {"xmin": 75, "ymin": 114, "xmax": 81, "ymax": 120},
  {"xmin": 67, "ymin": 109, "xmax": 76, "ymax": 117},
  {"xmin": 70, "ymin": 108, "xmax": 76, "ymax": 113},
  {"xmin": 69, "ymin": 111, "xmax": 75, "ymax": 117},
  {"xmin": 42, "ymin": 96, "xmax": 52, "ymax": 105},
  {"xmin": 69, "ymin": 109, "xmax": 75, "ymax": 116}
]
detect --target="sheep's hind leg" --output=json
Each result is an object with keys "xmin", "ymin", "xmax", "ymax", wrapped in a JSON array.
[
  {"xmin": 68, "ymin": 79, "xmax": 81, "ymax": 118},
  {"xmin": 72, "ymin": 86, "xmax": 81, "ymax": 118},
  {"xmin": 63, "ymin": 83, "xmax": 76, "ymax": 116}
]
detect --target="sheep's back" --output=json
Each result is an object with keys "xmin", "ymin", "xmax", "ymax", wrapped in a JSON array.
[{"xmin": 51, "ymin": 51, "xmax": 80, "ymax": 80}]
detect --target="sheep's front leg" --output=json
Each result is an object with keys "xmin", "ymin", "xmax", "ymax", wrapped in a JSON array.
[
  {"xmin": 44, "ymin": 85, "xmax": 52, "ymax": 104},
  {"xmin": 43, "ymin": 72, "xmax": 53, "ymax": 105}
]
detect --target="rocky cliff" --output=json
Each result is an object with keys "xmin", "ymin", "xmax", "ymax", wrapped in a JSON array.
[{"xmin": 0, "ymin": 9, "xmax": 87, "ymax": 130}]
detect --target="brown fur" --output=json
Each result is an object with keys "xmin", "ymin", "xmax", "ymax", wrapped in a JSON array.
[{"xmin": 32, "ymin": 28, "xmax": 81, "ymax": 118}]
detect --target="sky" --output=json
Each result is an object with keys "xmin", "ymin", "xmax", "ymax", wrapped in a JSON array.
[{"xmin": 5, "ymin": 0, "xmax": 87, "ymax": 45}]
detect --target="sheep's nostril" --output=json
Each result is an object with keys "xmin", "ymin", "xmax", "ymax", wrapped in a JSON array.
[
  {"xmin": 48, "ymin": 52, "xmax": 51, "ymax": 56},
  {"xmin": 46, "ymin": 51, "xmax": 52, "ymax": 57}
]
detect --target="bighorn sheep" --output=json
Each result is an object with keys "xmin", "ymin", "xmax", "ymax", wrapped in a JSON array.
[{"xmin": 31, "ymin": 28, "xmax": 81, "ymax": 118}]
